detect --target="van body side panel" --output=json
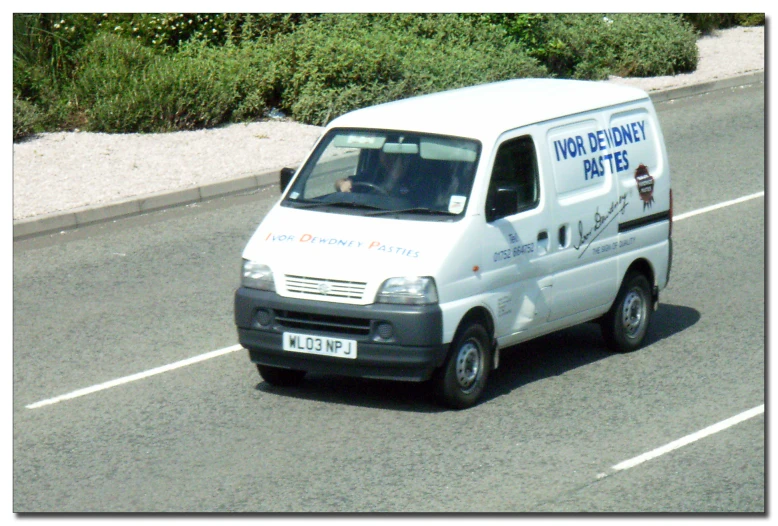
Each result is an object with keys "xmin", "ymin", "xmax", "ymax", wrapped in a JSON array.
[
  {"xmin": 544, "ymin": 115, "xmax": 621, "ymax": 322},
  {"xmin": 496, "ymin": 303, "xmax": 609, "ymax": 348},
  {"xmin": 538, "ymin": 101, "xmax": 671, "ymax": 323},
  {"xmin": 615, "ymin": 240, "xmax": 670, "ymax": 296}
]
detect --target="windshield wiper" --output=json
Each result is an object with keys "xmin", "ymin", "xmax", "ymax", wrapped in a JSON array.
[
  {"xmin": 285, "ymin": 200, "xmax": 328, "ymax": 208},
  {"xmin": 366, "ymin": 207, "xmax": 458, "ymax": 217},
  {"xmin": 324, "ymin": 201, "xmax": 383, "ymax": 210},
  {"xmin": 286, "ymin": 199, "xmax": 382, "ymax": 211}
]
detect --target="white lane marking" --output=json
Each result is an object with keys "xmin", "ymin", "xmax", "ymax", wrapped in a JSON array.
[
  {"xmin": 674, "ymin": 191, "xmax": 764, "ymax": 222},
  {"xmin": 26, "ymin": 344, "xmax": 244, "ymax": 409},
  {"xmin": 597, "ymin": 404, "xmax": 764, "ymax": 478},
  {"xmin": 25, "ymin": 190, "xmax": 765, "ymax": 410}
]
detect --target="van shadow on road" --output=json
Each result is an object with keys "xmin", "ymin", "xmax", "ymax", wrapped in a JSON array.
[
  {"xmin": 483, "ymin": 303, "xmax": 701, "ymax": 404},
  {"xmin": 254, "ymin": 303, "xmax": 700, "ymax": 412}
]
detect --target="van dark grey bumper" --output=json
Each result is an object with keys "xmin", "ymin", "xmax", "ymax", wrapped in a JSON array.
[{"xmin": 234, "ymin": 287, "xmax": 447, "ymax": 381}]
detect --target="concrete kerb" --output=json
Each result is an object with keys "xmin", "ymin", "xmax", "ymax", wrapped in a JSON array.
[
  {"xmin": 647, "ymin": 71, "xmax": 763, "ymax": 104},
  {"xmin": 12, "ymin": 71, "xmax": 764, "ymax": 240},
  {"xmin": 12, "ymin": 169, "xmax": 281, "ymax": 240}
]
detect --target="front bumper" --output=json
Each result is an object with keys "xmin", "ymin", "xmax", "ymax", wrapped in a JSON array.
[{"xmin": 234, "ymin": 287, "xmax": 447, "ymax": 382}]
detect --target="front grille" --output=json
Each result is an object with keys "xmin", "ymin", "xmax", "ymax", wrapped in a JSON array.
[
  {"xmin": 275, "ymin": 310, "xmax": 371, "ymax": 336},
  {"xmin": 285, "ymin": 275, "xmax": 367, "ymax": 300}
]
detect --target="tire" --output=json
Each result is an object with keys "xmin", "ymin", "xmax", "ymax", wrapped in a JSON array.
[
  {"xmin": 433, "ymin": 322, "xmax": 491, "ymax": 409},
  {"xmin": 257, "ymin": 364, "xmax": 306, "ymax": 386},
  {"xmin": 601, "ymin": 272, "xmax": 652, "ymax": 352}
]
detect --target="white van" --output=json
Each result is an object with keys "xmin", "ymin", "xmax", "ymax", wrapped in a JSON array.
[{"xmin": 234, "ymin": 79, "xmax": 672, "ymax": 409}]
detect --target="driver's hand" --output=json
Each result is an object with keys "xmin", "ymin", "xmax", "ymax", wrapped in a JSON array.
[{"xmin": 335, "ymin": 178, "xmax": 353, "ymax": 192}]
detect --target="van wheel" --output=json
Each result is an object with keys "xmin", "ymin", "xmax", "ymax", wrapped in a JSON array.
[
  {"xmin": 433, "ymin": 322, "xmax": 491, "ymax": 409},
  {"xmin": 257, "ymin": 364, "xmax": 306, "ymax": 386},
  {"xmin": 601, "ymin": 272, "xmax": 652, "ymax": 352}
]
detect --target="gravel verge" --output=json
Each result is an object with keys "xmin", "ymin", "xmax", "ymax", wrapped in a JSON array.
[{"xmin": 13, "ymin": 26, "xmax": 764, "ymax": 222}]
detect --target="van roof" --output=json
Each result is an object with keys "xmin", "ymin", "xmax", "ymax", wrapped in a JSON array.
[{"xmin": 327, "ymin": 78, "xmax": 649, "ymax": 141}]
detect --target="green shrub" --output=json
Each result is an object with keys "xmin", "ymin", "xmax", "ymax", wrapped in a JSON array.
[
  {"xmin": 13, "ymin": 55, "xmax": 48, "ymax": 103},
  {"xmin": 542, "ymin": 14, "xmax": 698, "ymax": 79},
  {"xmin": 15, "ymin": 12, "xmax": 750, "ymax": 135},
  {"xmin": 67, "ymin": 34, "xmax": 269, "ymax": 132},
  {"xmin": 267, "ymin": 15, "xmax": 407, "ymax": 124},
  {"xmin": 682, "ymin": 13, "xmax": 764, "ymax": 34},
  {"xmin": 683, "ymin": 14, "xmax": 736, "ymax": 34},
  {"xmin": 735, "ymin": 13, "xmax": 766, "ymax": 27},
  {"xmin": 13, "ymin": 93, "xmax": 43, "ymax": 141},
  {"xmin": 67, "ymin": 33, "xmax": 153, "ymax": 131},
  {"xmin": 388, "ymin": 13, "xmax": 548, "ymax": 89},
  {"xmin": 474, "ymin": 14, "xmax": 557, "ymax": 62},
  {"xmin": 268, "ymin": 14, "xmax": 547, "ymax": 125},
  {"xmin": 106, "ymin": 13, "xmax": 228, "ymax": 48},
  {"xmin": 13, "ymin": 13, "xmax": 104, "ymax": 90},
  {"xmin": 14, "ymin": 14, "xmax": 108, "ymax": 135},
  {"xmin": 103, "ymin": 13, "xmax": 316, "ymax": 49},
  {"xmin": 134, "ymin": 41, "xmax": 269, "ymax": 131}
]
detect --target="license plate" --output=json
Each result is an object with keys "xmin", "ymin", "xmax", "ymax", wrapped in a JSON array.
[{"xmin": 282, "ymin": 332, "xmax": 357, "ymax": 359}]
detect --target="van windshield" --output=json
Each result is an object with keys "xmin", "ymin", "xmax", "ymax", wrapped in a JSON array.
[{"xmin": 282, "ymin": 129, "xmax": 481, "ymax": 221}]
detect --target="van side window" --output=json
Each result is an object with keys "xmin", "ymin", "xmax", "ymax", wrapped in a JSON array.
[{"xmin": 486, "ymin": 136, "xmax": 540, "ymax": 222}]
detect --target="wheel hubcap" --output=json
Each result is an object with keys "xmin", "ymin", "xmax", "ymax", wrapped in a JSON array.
[
  {"xmin": 456, "ymin": 341, "xmax": 481, "ymax": 392},
  {"xmin": 622, "ymin": 289, "xmax": 645, "ymax": 338}
]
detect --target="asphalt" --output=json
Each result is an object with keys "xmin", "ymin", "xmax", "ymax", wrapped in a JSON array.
[{"xmin": 12, "ymin": 71, "xmax": 765, "ymax": 241}]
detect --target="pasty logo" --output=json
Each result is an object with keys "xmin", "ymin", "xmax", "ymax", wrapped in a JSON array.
[{"xmin": 634, "ymin": 164, "xmax": 655, "ymax": 210}]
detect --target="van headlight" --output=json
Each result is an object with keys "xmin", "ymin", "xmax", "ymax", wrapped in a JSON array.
[
  {"xmin": 241, "ymin": 260, "xmax": 275, "ymax": 291},
  {"xmin": 375, "ymin": 277, "xmax": 438, "ymax": 305}
]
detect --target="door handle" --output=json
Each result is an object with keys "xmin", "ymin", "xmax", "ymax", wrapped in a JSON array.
[{"xmin": 537, "ymin": 230, "xmax": 549, "ymax": 255}]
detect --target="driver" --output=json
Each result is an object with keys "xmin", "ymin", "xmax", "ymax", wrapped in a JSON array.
[{"xmin": 335, "ymin": 150, "xmax": 410, "ymax": 194}]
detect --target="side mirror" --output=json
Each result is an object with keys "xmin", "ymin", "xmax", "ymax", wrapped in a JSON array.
[
  {"xmin": 487, "ymin": 187, "xmax": 518, "ymax": 222},
  {"xmin": 279, "ymin": 167, "xmax": 297, "ymax": 193}
]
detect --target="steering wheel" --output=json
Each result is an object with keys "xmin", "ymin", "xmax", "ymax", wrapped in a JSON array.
[{"xmin": 350, "ymin": 181, "xmax": 388, "ymax": 195}]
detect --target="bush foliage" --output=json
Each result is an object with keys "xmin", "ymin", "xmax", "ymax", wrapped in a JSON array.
[
  {"xmin": 542, "ymin": 14, "xmax": 699, "ymax": 79},
  {"xmin": 69, "ymin": 34, "xmax": 268, "ymax": 132},
  {"xmin": 268, "ymin": 14, "xmax": 548, "ymax": 125},
  {"xmin": 13, "ymin": 93, "xmax": 43, "ymax": 142},
  {"xmin": 682, "ymin": 13, "xmax": 765, "ymax": 34},
  {"xmin": 12, "ymin": 12, "xmax": 761, "ymax": 139}
]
